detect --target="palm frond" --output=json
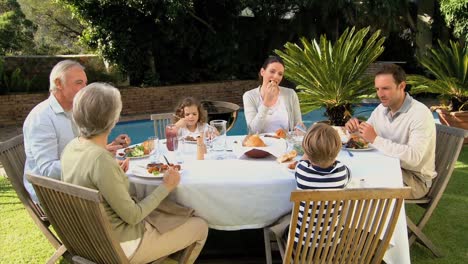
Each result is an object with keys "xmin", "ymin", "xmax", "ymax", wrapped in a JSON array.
[
  {"xmin": 274, "ymin": 26, "xmax": 385, "ymax": 124},
  {"xmin": 408, "ymin": 40, "xmax": 468, "ymax": 111}
]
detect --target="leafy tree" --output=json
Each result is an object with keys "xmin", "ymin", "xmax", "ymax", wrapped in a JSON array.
[
  {"xmin": 0, "ymin": 0, "xmax": 36, "ymax": 55},
  {"xmin": 439, "ymin": 0, "xmax": 468, "ymax": 42},
  {"xmin": 17, "ymin": 0, "xmax": 86, "ymax": 54}
]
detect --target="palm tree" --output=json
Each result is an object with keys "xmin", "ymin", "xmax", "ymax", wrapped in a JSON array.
[
  {"xmin": 407, "ymin": 40, "xmax": 468, "ymax": 111},
  {"xmin": 275, "ymin": 27, "xmax": 385, "ymax": 126}
]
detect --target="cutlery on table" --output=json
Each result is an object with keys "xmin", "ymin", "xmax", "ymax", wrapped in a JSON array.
[
  {"xmin": 163, "ymin": 155, "xmax": 171, "ymax": 165},
  {"xmin": 344, "ymin": 148, "xmax": 354, "ymax": 157}
]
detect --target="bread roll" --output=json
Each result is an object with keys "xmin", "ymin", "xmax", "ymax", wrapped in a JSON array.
[{"xmin": 242, "ymin": 134, "xmax": 266, "ymax": 147}]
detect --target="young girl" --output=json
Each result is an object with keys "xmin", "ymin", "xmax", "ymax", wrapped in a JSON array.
[{"xmin": 174, "ymin": 97, "xmax": 213, "ymax": 141}]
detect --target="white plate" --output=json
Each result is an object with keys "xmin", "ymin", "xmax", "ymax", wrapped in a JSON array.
[{"xmin": 344, "ymin": 146, "xmax": 375, "ymax": 151}]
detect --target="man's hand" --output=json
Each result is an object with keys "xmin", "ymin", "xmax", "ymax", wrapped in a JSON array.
[
  {"xmin": 358, "ymin": 122, "xmax": 377, "ymax": 143},
  {"xmin": 345, "ymin": 118, "xmax": 360, "ymax": 133},
  {"xmin": 106, "ymin": 134, "xmax": 131, "ymax": 155},
  {"xmin": 114, "ymin": 134, "xmax": 131, "ymax": 148},
  {"xmin": 162, "ymin": 167, "xmax": 181, "ymax": 192},
  {"xmin": 117, "ymin": 158, "xmax": 130, "ymax": 172}
]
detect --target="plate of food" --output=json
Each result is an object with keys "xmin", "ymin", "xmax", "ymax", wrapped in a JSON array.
[
  {"xmin": 344, "ymin": 134, "xmax": 374, "ymax": 151},
  {"xmin": 131, "ymin": 163, "xmax": 183, "ymax": 179},
  {"xmin": 240, "ymin": 134, "xmax": 288, "ymax": 158},
  {"xmin": 117, "ymin": 141, "xmax": 152, "ymax": 159}
]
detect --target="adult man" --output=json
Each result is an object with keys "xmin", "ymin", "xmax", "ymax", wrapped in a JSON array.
[
  {"xmin": 345, "ymin": 64, "xmax": 436, "ymax": 199},
  {"xmin": 23, "ymin": 60, "xmax": 130, "ymax": 202}
]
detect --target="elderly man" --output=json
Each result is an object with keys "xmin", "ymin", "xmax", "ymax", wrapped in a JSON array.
[
  {"xmin": 345, "ymin": 64, "xmax": 436, "ymax": 199},
  {"xmin": 23, "ymin": 60, "xmax": 130, "ymax": 202}
]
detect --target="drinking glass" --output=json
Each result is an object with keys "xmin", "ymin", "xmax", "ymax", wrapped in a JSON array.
[
  {"xmin": 148, "ymin": 136, "xmax": 160, "ymax": 163},
  {"xmin": 210, "ymin": 120, "xmax": 227, "ymax": 151},
  {"xmin": 165, "ymin": 124, "xmax": 179, "ymax": 151},
  {"xmin": 204, "ymin": 125, "xmax": 216, "ymax": 151}
]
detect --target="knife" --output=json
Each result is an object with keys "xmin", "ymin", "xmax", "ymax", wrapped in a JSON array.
[{"xmin": 163, "ymin": 155, "xmax": 171, "ymax": 165}]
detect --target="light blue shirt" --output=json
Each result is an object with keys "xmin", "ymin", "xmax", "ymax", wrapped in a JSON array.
[{"xmin": 23, "ymin": 95, "xmax": 78, "ymax": 202}]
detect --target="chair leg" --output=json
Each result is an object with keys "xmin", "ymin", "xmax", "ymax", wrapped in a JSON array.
[
  {"xmin": 263, "ymin": 228, "xmax": 273, "ymax": 264},
  {"xmin": 406, "ymin": 216, "xmax": 443, "ymax": 257},
  {"xmin": 46, "ymin": 245, "xmax": 68, "ymax": 264}
]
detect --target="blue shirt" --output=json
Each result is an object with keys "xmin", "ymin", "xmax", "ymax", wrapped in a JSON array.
[{"xmin": 23, "ymin": 95, "xmax": 78, "ymax": 202}]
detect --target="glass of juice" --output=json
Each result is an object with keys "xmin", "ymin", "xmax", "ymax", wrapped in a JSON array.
[{"xmin": 165, "ymin": 124, "xmax": 178, "ymax": 151}]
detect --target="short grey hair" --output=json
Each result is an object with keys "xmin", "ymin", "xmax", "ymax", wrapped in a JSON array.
[
  {"xmin": 49, "ymin": 60, "xmax": 85, "ymax": 92},
  {"xmin": 73, "ymin": 82, "xmax": 122, "ymax": 138}
]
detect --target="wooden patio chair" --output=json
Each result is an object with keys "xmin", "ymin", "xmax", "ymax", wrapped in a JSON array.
[
  {"xmin": 283, "ymin": 187, "xmax": 411, "ymax": 264},
  {"xmin": 150, "ymin": 113, "xmax": 174, "ymax": 139},
  {"xmin": 27, "ymin": 173, "xmax": 196, "ymax": 264},
  {"xmin": 405, "ymin": 124, "xmax": 468, "ymax": 257},
  {"xmin": 0, "ymin": 135, "xmax": 68, "ymax": 263}
]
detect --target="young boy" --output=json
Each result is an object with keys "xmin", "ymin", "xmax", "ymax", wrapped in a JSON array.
[
  {"xmin": 296, "ymin": 123, "xmax": 350, "ymax": 190},
  {"xmin": 270, "ymin": 123, "xmax": 351, "ymax": 254}
]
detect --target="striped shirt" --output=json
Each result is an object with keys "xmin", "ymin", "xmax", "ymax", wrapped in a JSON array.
[{"xmin": 293, "ymin": 160, "xmax": 350, "ymax": 248}]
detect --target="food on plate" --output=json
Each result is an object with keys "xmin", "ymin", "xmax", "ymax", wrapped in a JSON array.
[
  {"xmin": 276, "ymin": 150, "xmax": 297, "ymax": 163},
  {"xmin": 184, "ymin": 136, "xmax": 197, "ymax": 142},
  {"xmin": 146, "ymin": 163, "xmax": 181, "ymax": 176},
  {"xmin": 288, "ymin": 160, "xmax": 299, "ymax": 170},
  {"xmin": 275, "ymin": 128, "xmax": 287, "ymax": 139},
  {"xmin": 345, "ymin": 134, "xmax": 369, "ymax": 149},
  {"xmin": 242, "ymin": 134, "xmax": 266, "ymax": 147},
  {"xmin": 123, "ymin": 140, "xmax": 155, "ymax": 157}
]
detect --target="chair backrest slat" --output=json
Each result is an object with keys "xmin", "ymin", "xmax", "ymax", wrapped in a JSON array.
[
  {"xmin": 284, "ymin": 187, "xmax": 411, "ymax": 264},
  {"xmin": 27, "ymin": 173, "xmax": 129, "ymax": 263},
  {"xmin": 428, "ymin": 124, "xmax": 468, "ymax": 199},
  {"xmin": 151, "ymin": 113, "xmax": 174, "ymax": 139},
  {"xmin": 0, "ymin": 134, "xmax": 51, "ymax": 220}
]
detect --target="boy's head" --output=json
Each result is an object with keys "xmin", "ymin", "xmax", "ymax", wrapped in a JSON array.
[{"xmin": 302, "ymin": 123, "xmax": 342, "ymax": 168}]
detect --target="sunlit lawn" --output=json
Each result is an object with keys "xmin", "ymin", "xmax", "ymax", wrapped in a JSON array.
[{"xmin": 1, "ymin": 147, "xmax": 467, "ymax": 263}]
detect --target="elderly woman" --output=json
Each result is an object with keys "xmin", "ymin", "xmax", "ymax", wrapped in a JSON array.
[{"xmin": 61, "ymin": 83, "xmax": 208, "ymax": 264}]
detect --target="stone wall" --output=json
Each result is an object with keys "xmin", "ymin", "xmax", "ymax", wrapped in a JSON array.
[{"xmin": 0, "ymin": 80, "xmax": 258, "ymax": 127}]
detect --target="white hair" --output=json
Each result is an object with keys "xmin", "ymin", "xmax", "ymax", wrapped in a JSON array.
[
  {"xmin": 49, "ymin": 60, "xmax": 85, "ymax": 92},
  {"xmin": 72, "ymin": 82, "xmax": 122, "ymax": 138}
]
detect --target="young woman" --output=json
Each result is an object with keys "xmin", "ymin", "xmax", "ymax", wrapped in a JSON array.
[{"xmin": 243, "ymin": 56, "xmax": 303, "ymax": 134}]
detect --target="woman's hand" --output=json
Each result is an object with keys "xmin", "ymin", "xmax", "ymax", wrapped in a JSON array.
[
  {"xmin": 117, "ymin": 158, "xmax": 130, "ymax": 172},
  {"xmin": 262, "ymin": 80, "xmax": 280, "ymax": 107},
  {"xmin": 162, "ymin": 167, "xmax": 180, "ymax": 192}
]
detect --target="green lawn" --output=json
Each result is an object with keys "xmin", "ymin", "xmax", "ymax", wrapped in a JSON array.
[{"xmin": 1, "ymin": 147, "xmax": 467, "ymax": 263}]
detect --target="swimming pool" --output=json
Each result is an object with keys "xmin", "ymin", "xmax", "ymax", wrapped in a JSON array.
[{"xmin": 109, "ymin": 104, "xmax": 440, "ymax": 143}]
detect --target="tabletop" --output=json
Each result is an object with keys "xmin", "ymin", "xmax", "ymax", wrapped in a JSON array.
[{"xmin": 126, "ymin": 135, "xmax": 410, "ymax": 264}]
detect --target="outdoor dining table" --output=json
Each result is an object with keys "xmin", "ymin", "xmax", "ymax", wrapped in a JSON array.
[{"xmin": 126, "ymin": 135, "xmax": 411, "ymax": 264}]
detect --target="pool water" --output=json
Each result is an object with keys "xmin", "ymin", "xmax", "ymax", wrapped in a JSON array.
[{"xmin": 109, "ymin": 105, "xmax": 440, "ymax": 144}]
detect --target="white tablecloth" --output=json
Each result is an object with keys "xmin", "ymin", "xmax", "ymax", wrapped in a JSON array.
[{"xmin": 127, "ymin": 136, "xmax": 410, "ymax": 264}]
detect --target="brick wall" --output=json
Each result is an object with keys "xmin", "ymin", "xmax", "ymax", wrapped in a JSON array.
[{"xmin": 0, "ymin": 80, "xmax": 258, "ymax": 127}]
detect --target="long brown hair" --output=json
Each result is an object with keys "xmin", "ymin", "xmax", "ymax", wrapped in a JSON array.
[{"xmin": 174, "ymin": 97, "xmax": 207, "ymax": 124}]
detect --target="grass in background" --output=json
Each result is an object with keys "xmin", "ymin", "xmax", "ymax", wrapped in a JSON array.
[{"xmin": 1, "ymin": 147, "xmax": 467, "ymax": 263}]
